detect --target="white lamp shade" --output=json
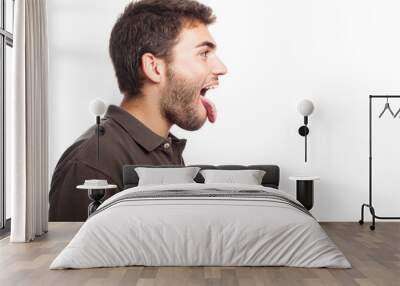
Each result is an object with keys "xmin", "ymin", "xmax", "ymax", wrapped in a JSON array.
[
  {"xmin": 89, "ymin": 98, "xmax": 107, "ymax": 117},
  {"xmin": 297, "ymin": 99, "xmax": 314, "ymax": 116}
]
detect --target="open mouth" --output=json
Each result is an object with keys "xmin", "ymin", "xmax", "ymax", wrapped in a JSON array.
[
  {"xmin": 200, "ymin": 84, "xmax": 218, "ymax": 97},
  {"xmin": 199, "ymin": 83, "xmax": 219, "ymax": 123}
]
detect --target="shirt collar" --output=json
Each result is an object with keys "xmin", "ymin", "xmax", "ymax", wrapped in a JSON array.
[{"xmin": 104, "ymin": 105, "xmax": 187, "ymax": 152}]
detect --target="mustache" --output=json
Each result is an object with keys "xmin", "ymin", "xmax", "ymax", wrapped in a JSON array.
[{"xmin": 203, "ymin": 78, "xmax": 219, "ymax": 86}]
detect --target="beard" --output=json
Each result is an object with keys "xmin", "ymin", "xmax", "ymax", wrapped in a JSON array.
[{"xmin": 160, "ymin": 66, "xmax": 207, "ymax": 131}]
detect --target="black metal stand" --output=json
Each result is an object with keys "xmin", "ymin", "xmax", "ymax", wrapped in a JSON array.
[
  {"xmin": 298, "ymin": 116, "xmax": 310, "ymax": 162},
  {"xmin": 359, "ymin": 95, "xmax": 400, "ymax": 231},
  {"xmin": 87, "ymin": 189, "xmax": 106, "ymax": 217},
  {"xmin": 95, "ymin": 115, "xmax": 105, "ymax": 161}
]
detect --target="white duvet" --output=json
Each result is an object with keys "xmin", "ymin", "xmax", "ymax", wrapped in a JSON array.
[{"xmin": 50, "ymin": 183, "xmax": 351, "ymax": 269}]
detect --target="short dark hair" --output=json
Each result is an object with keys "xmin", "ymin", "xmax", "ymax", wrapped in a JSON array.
[{"xmin": 109, "ymin": 0, "xmax": 216, "ymax": 99}]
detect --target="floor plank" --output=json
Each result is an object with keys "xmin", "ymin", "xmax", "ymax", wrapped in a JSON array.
[{"xmin": 0, "ymin": 222, "xmax": 399, "ymax": 286}]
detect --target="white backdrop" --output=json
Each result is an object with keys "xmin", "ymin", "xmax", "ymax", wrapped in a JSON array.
[{"xmin": 47, "ymin": 0, "xmax": 400, "ymax": 221}]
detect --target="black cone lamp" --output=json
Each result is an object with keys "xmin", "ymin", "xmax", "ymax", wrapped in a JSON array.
[{"xmin": 297, "ymin": 99, "xmax": 315, "ymax": 162}]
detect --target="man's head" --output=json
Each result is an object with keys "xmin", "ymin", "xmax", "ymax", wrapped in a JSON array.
[{"xmin": 109, "ymin": 0, "xmax": 227, "ymax": 131}]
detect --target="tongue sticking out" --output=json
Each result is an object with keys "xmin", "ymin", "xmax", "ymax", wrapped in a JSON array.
[{"xmin": 200, "ymin": 96, "xmax": 217, "ymax": 123}]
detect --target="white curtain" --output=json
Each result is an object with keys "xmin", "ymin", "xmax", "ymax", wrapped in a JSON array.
[{"xmin": 9, "ymin": 0, "xmax": 49, "ymax": 242}]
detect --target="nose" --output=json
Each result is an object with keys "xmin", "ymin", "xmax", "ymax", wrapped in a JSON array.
[{"xmin": 212, "ymin": 56, "xmax": 228, "ymax": 76}]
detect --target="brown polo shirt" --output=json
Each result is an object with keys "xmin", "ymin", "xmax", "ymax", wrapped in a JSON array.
[{"xmin": 49, "ymin": 105, "xmax": 187, "ymax": 222}]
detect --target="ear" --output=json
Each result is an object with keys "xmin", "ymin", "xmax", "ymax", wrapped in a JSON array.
[{"xmin": 140, "ymin": 53, "xmax": 164, "ymax": 83}]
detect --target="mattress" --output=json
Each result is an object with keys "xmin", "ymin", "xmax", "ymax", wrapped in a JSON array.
[{"xmin": 50, "ymin": 183, "xmax": 351, "ymax": 269}]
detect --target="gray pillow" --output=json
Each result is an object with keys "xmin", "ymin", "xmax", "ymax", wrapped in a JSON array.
[
  {"xmin": 135, "ymin": 167, "xmax": 201, "ymax": 186},
  {"xmin": 200, "ymin": 169, "xmax": 266, "ymax": 185}
]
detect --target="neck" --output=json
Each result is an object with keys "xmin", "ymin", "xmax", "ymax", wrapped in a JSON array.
[{"xmin": 120, "ymin": 91, "xmax": 172, "ymax": 139}]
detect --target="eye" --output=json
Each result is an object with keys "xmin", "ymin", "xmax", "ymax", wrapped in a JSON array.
[{"xmin": 200, "ymin": 51, "xmax": 209, "ymax": 58}]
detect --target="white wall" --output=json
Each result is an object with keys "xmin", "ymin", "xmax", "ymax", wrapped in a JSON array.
[{"xmin": 48, "ymin": 0, "xmax": 400, "ymax": 221}]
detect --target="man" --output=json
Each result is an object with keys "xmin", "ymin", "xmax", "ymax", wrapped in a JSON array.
[{"xmin": 49, "ymin": 0, "xmax": 228, "ymax": 222}]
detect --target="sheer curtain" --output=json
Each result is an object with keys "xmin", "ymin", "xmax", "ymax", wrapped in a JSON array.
[{"xmin": 9, "ymin": 0, "xmax": 49, "ymax": 242}]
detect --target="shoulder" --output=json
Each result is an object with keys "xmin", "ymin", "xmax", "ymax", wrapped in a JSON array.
[
  {"xmin": 54, "ymin": 119, "xmax": 134, "ymax": 175},
  {"xmin": 77, "ymin": 118, "xmax": 139, "ymax": 163},
  {"xmin": 67, "ymin": 117, "xmax": 136, "ymax": 159}
]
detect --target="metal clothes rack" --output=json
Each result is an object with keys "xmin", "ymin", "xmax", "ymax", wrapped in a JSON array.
[{"xmin": 359, "ymin": 95, "xmax": 400, "ymax": 230}]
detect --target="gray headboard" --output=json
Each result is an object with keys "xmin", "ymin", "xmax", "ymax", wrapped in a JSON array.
[{"xmin": 122, "ymin": 164, "xmax": 280, "ymax": 189}]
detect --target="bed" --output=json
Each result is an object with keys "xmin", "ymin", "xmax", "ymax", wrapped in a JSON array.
[{"xmin": 49, "ymin": 164, "xmax": 351, "ymax": 269}]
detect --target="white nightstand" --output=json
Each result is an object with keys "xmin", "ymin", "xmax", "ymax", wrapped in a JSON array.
[{"xmin": 289, "ymin": 176, "xmax": 320, "ymax": 210}]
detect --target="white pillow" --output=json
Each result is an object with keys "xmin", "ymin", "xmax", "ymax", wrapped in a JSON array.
[
  {"xmin": 200, "ymin": 169, "xmax": 266, "ymax": 185},
  {"xmin": 135, "ymin": 167, "xmax": 201, "ymax": 186}
]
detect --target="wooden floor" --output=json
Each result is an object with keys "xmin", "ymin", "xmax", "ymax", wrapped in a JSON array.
[{"xmin": 0, "ymin": 222, "xmax": 399, "ymax": 286}]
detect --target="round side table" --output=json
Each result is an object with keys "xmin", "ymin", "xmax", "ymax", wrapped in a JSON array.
[
  {"xmin": 76, "ymin": 184, "xmax": 117, "ymax": 217},
  {"xmin": 289, "ymin": 176, "xmax": 320, "ymax": 210}
]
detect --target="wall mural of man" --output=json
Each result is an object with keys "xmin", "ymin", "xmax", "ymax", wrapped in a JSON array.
[{"xmin": 49, "ymin": 0, "xmax": 228, "ymax": 222}]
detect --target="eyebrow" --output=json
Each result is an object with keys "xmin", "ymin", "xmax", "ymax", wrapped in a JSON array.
[{"xmin": 195, "ymin": 41, "xmax": 217, "ymax": 50}]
